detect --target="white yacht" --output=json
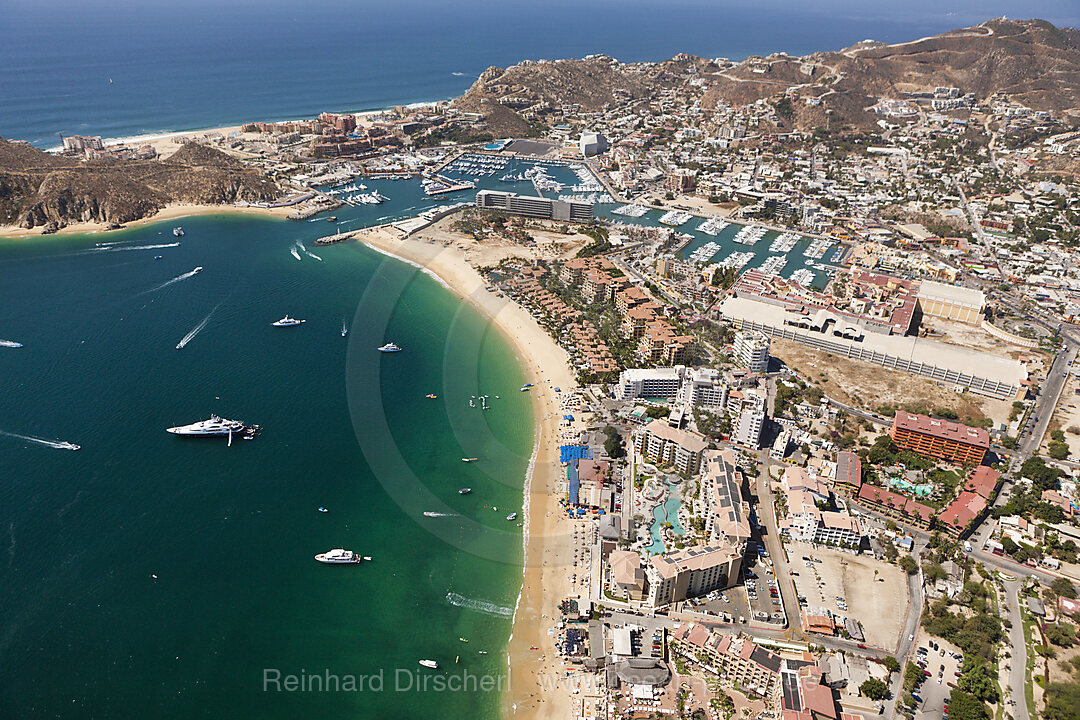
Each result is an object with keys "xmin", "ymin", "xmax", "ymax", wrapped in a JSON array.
[
  {"xmin": 166, "ymin": 415, "xmax": 245, "ymax": 436},
  {"xmin": 315, "ymin": 549, "xmax": 362, "ymax": 564},
  {"xmin": 419, "ymin": 660, "xmax": 438, "ymax": 669},
  {"xmin": 172, "ymin": 227, "xmax": 184, "ymax": 237},
  {"xmin": 377, "ymin": 342, "xmax": 401, "ymax": 353},
  {"xmin": 272, "ymin": 316, "xmax": 305, "ymax": 327}
]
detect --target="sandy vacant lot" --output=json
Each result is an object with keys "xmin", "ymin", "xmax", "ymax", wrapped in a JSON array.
[
  {"xmin": 411, "ymin": 216, "xmax": 590, "ymax": 268},
  {"xmin": 772, "ymin": 338, "xmax": 1012, "ymax": 427},
  {"xmin": 788, "ymin": 541, "xmax": 909, "ymax": 651},
  {"xmin": 1046, "ymin": 369, "xmax": 1080, "ymax": 457},
  {"xmin": 922, "ymin": 317, "xmax": 1045, "ymax": 363}
]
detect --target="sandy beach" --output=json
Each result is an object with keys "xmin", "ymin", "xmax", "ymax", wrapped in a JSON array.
[
  {"xmin": 355, "ymin": 225, "xmax": 580, "ymax": 719},
  {"xmin": 0, "ymin": 202, "xmax": 292, "ymax": 240}
]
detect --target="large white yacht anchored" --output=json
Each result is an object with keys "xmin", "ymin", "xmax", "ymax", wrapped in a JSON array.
[
  {"xmin": 166, "ymin": 415, "xmax": 245, "ymax": 436},
  {"xmin": 272, "ymin": 316, "xmax": 305, "ymax": 327}
]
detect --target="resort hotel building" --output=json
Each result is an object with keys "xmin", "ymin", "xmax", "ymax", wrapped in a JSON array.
[
  {"xmin": 476, "ymin": 189, "xmax": 593, "ymax": 222},
  {"xmin": 889, "ymin": 411, "xmax": 989, "ymax": 466}
]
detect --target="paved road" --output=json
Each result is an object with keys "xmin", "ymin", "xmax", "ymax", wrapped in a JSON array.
[
  {"xmin": 753, "ymin": 453, "xmax": 803, "ymax": 636},
  {"xmin": 1014, "ymin": 343, "xmax": 1076, "ymax": 467},
  {"xmin": 1003, "ymin": 580, "xmax": 1031, "ymax": 720}
]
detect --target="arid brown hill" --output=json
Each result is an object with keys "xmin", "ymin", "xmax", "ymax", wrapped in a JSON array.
[
  {"xmin": 0, "ymin": 140, "xmax": 281, "ymax": 230},
  {"xmin": 701, "ymin": 18, "xmax": 1080, "ymax": 129},
  {"xmin": 453, "ymin": 56, "xmax": 657, "ymax": 135}
]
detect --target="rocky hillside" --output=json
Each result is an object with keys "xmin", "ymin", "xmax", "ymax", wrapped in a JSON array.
[
  {"xmin": 0, "ymin": 140, "xmax": 281, "ymax": 230},
  {"xmin": 453, "ymin": 55, "xmax": 660, "ymax": 134},
  {"xmin": 701, "ymin": 18, "xmax": 1080, "ymax": 129},
  {"xmin": 453, "ymin": 19, "xmax": 1080, "ymax": 135}
]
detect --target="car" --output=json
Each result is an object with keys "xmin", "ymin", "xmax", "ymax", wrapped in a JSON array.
[{"xmin": 857, "ymin": 643, "xmax": 867, "ymax": 649}]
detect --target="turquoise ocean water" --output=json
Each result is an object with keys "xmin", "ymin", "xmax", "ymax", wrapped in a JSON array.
[{"xmin": 0, "ymin": 214, "xmax": 532, "ymax": 717}]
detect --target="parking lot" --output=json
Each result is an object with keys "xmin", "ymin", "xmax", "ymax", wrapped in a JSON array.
[
  {"xmin": 688, "ymin": 541, "xmax": 786, "ymax": 626},
  {"xmin": 911, "ymin": 633, "xmax": 963, "ymax": 720},
  {"xmin": 787, "ymin": 541, "xmax": 909, "ymax": 649}
]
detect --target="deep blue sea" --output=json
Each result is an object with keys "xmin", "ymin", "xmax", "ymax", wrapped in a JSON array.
[{"xmin": 2, "ymin": 0, "xmax": 1078, "ymax": 148}]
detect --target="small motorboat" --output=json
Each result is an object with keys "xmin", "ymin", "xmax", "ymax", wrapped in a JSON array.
[
  {"xmin": 458, "ymin": 488, "xmax": 472, "ymax": 495},
  {"xmin": 506, "ymin": 513, "xmax": 517, "ymax": 521},
  {"xmin": 318, "ymin": 507, "xmax": 328, "ymax": 513},
  {"xmin": 426, "ymin": 393, "xmax": 437, "ymax": 399},
  {"xmin": 461, "ymin": 457, "xmax": 478, "ymax": 463},
  {"xmin": 377, "ymin": 342, "xmax": 401, "ymax": 353},
  {"xmin": 419, "ymin": 660, "xmax": 438, "ymax": 669}
]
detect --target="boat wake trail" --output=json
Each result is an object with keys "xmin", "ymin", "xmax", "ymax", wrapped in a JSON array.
[
  {"xmin": 0, "ymin": 340, "xmax": 23, "ymax": 348},
  {"xmin": 176, "ymin": 304, "xmax": 220, "ymax": 349},
  {"xmin": 290, "ymin": 244, "xmax": 302, "ymax": 261},
  {"xmin": 0, "ymin": 430, "xmax": 80, "ymax": 451},
  {"xmin": 445, "ymin": 592, "xmax": 514, "ymax": 618},
  {"xmin": 304, "ymin": 249, "xmax": 323, "ymax": 262},
  {"xmin": 97, "ymin": 242, "xmax": 180, "ymax": 253},
  {"xmin": 143, "ymin": 266, "xmax": 202, "ymax": 294},
  {"xmin": 423, "ymin": 511, "xmax": 459, "ymax": 518}
]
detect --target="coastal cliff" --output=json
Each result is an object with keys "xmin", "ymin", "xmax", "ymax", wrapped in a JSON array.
[{"xmin": 0, "ymin": 140, "xmax": 281, "ymax": 231}]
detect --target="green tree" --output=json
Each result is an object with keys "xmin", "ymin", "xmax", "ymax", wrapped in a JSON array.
[
  {"xmin": 1053, "ymin": 578, "xmax": 1079, "ymax": 599},
  {"xmin": 603, "ymin": 426, "xmax": 625, "ymax": 458},
  {"xmin": 957, "ymin": 660, "xmax": 999, "ymax": 703},
  {"xmin": 946, "ymin": 690, "xmax": 989, "ymax": 720},
  {"xmin": 882, "ymin": 655, "xmax": 900, "ymax": 673},
  {"xmin": 1045, "ymin": 682, "xmax": 1080, "ymax": 720},
  {"xmin": 860, "ymin": 678, "xmax": 888, "ymax": 701},
  {"xmin": 899, "ymin": 555, "xmax": 917, "ymax": 574}
]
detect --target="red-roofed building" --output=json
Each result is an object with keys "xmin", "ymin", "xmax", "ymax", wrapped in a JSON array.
[
  {"xmin": 964, "ymin": 466, "xmax": 1002, "ymax": 500},
  {"xmin": 890, "ymin": 412, "xmax": 989, "ymax": 466},
  {"xmin": 940, "ymin": 491, "xmax": 988, "ymax": 537},
  {"xmin": 856, "ymin": 483, "xmax": 935, "ymax": 529}
]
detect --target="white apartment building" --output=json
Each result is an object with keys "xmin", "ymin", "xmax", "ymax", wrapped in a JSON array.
[
  {"xmin": 734, "ymin": 329, "xmax": 771, "ymax": 372},
  {"xmin": 645, "ymin": 543, "xmax": 742, "ymax": 608},
  {"xmin": 732, "ymin": 390, "xmax": 767, "ymax": 448}
]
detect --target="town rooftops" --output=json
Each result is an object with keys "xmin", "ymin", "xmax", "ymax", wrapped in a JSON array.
[{"xmin": 893, "ymin": 411, "xmax": 990, "ymax": 448}]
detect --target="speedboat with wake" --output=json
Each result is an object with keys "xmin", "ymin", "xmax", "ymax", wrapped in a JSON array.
[
  {"xmin": 315, "ymin": 549, "xmax": 366, "ymax": 564},
  {"xmin": 166, "ymin": 415, "xmax": 245, "ymax": 436},
  {"xmin": 172, "ymin": 227, "xmax": 184, "ymax": 237},
  {"xmin": 272, "ymin": 316, "xmax": 305, "ymax": 327},
  {"xmin": 0, "ymin": 340, "xmax": 23, "ymax": 348}
]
